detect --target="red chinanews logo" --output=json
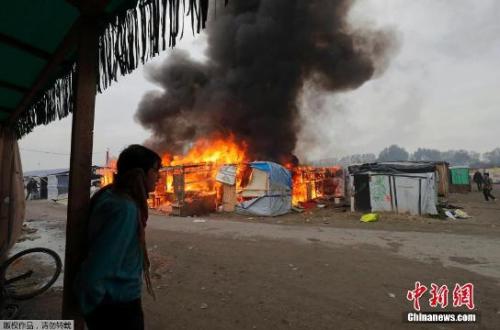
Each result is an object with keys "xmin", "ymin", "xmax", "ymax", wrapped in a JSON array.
[{"xmin": 406, "ymin": 282, "xmax": 475, "ymax": 311}]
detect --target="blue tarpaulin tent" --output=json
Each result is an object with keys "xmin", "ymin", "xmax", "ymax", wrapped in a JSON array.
[{"xmin": 236, "ymin": 161, "xmax": 292, "ymax": 216}]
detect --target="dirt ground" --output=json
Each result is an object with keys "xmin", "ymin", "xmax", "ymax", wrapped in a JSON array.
[{"xmin": 5, "ymin": 189, "xmax": 500, "ymax": 329}]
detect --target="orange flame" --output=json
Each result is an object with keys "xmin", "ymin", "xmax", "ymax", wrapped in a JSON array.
[
  {"xmin": 98, "ymin": 158, "xmax": 117, "ymax": 187},
  {"xmin": 98, "ymin": 136, "xmax": 344, "ymax": 211},
  {"xmin": 291, "ymin": 166, "xmax": 343, "ymax": 205},
  {"xmin": 158, "ymin": 135, "xmax": 248, "ymax": 203},
  {"xmin": 162, "ymin": 134, "xmax": 247, "ymax": 166}
]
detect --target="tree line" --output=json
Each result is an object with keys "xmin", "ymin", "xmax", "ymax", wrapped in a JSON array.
[{"xmin": 313, "ymin": 146, "xmax": 500, "ymax": 168}]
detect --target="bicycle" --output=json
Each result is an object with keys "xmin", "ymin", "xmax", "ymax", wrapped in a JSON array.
[{"xmin": 1, "ymin": 247, "xmax": 62, "ymax": 318}]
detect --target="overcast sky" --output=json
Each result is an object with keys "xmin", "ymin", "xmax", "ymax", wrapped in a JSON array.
[{"xmin": 19, "ymin": 0, "xmax": 500, "ymax": 171}]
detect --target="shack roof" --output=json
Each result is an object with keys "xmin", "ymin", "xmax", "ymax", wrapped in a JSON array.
[{"xmin": 348, "ymin": 161, "xmax": 437, "ymax": 175}]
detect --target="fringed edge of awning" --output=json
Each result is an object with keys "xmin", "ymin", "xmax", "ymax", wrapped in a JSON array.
[
  {"xmin": 14, "ymin": 65, "xmax": 76, "ymax": 137},
  {"xmin": 14, "ymin": 0, "xmax": 213, "ymax": 138}
]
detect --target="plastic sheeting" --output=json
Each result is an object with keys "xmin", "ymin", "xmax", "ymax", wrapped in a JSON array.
[
  {"xmin": 216, "ymin": 165, "xmax": 237, "ymax": 185},
  {"xmin": 349, "ymin": 162, "xmax": 436, "ymax": 175},
  {"xmin": 250, "ymin": 161, "xmax": 292, "ymax": 189},
  {"xmin": 368, "ymin": 173, "xmax": 438, "ymax": 215},
  {"xmin": 236, "ymin": 162, "xmax": 292, "ymax": 216},
  {"xmin": 236, "ymin": 196, "xmax": 292, "ymax": 217},
  {"xmin": 47, "ymin": 174, "xmax": 69, "ymax": 200},
  {"xmin": 0, "ymin": 128, "xmax": 25, "ymax": 261},
  {"xmin": 450, "ymin": 167, "xmax": 470, "ymax": 185}
]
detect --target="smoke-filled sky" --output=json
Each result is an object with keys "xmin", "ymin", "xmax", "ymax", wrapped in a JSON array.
[
  {"xmin": 136, "ymin": 0, "xmax": 395, "ymax": 162},
  {"xmin": 19, "ymin": 0, "xmax": 500, "ymax": 171}
]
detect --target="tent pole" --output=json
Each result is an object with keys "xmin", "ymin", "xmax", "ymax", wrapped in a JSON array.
[{"xmin": 62, "ymin": 16, "xmax": 98, "ymax": 329}]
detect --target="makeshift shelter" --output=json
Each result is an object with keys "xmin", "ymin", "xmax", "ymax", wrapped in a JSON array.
[
  {"xmin": 47, "ymin": 171, "xmax": 70, "ymax": 200},
  {"xmin": 0, "ymin": 0, "xmax": 214, "ymax": 326},
  {"xmin": 348, "ymin": 162, "xmax": 438, "ymax": 216},
  {"xmin": 434, "ymin": 161, "xmax": 450, "ymax": 197},
  {"xmin": 291, "ymin": 166, "xmax": 345, "ymax": 205},
  {"xmin": 236, "ymin": 162, "xmax": 292, "ymax": 216},
  {"xmin": 23, "ymin": 168, "xmax": 70, "ymax": 200},
  {"xmin": 216, "ymin": 165, "xmax": 238, "ymax": 212},
  {"xmin": 449, "ymin": 166, "xmax": 471, "ymax": 193}
]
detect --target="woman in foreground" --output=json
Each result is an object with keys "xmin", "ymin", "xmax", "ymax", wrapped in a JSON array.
[{"xmin": 75, "ymin": 145, "xmax": 161, "ymax": 330}]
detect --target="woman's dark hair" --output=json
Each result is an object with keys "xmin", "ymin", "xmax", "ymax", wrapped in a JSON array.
[
  {"xmin": 112, "ymin": 145, "xmax": 161, "ymax": 224},
  {"xmin": 117, "ymin": 144, "xmax": 161, "ymax": 176}
]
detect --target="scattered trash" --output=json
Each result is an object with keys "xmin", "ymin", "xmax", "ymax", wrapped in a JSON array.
[
  {"xmin": 200, "ymin": 303, "xmax": 208, "ymax": 309},
  {"xmin": 388, "ymin": 293, "xmax": 396, "ymax": 298},
  {"xmin": 444, "ymin": 210, "xmax": 456, "ymax": 220},
  {"xmin": 292, "ymin": 206, "xmax": 304, "ymax": 213},
  {"xmin": 444, "ymin": 209, "xmax": 471, "ymax": 220},
  {"xmin": 360, "ymin": 213, "xmax": 379, "ymax": 223},
  {"xmin": 193, "ymin": 219, "xmax": 207, "ymax": 223},
  {"xmin": 317, "ymin": 204, "xmax": 326, "ymax": 208},
  {"xmin": 454, "ymin": 209, "xmax": 471, "ymax": 219}
]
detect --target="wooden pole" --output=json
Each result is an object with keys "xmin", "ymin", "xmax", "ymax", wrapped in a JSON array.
[{"xmin": 62, "ymin": 16, "xmax": 98, "ymax": 328}]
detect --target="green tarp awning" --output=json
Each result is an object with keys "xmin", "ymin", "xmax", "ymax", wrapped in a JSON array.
[{"xmin": 0, "ymin": 0, "xmax": 209, "ymax": 137}]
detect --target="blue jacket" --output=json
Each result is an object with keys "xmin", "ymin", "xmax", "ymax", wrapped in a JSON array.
[{"xmin": 74, "ymin": 189, "xmax": 143, "ymax": 315}]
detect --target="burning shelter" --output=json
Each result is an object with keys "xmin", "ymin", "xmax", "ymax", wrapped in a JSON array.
[
  {"xmin": 156, "ymin": 163, "xmax": 220, "ymax": 216},
  {"xmin": 348, "ymin": 162, "xmax": 438, "ymax": 216},
  {"xmin": 291, "ymin": 166, "xmax": 346, "ymax": 206},
  {"xmin": 236, "ymin": 161, "xmax": 292, "ymax": 216},
  {"xmin": 143, "ymin": 158, "xmax": 343, "ymax": 217}
]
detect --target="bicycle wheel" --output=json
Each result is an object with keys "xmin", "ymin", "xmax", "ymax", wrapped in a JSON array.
[{"xmin": 2, "ymin": 247, "xmax": 62, "ymax": 300}]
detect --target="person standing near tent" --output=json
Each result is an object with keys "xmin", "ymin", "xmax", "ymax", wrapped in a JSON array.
[
  {"xmin": 473, "ymin": 170, "xmax": 484, "ymax": 192},
  {"xmin": 482, "ymin": 173, "xmax": 496, "ymax": 202},
  {"xmin": 74, "ymin": 145, "xmax": 161, "ymax": 330}
]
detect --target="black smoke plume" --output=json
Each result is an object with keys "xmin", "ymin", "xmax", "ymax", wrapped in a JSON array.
[{"xmin": 136, "ymin": 0, "xmax": 393, "ymax": 161}]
